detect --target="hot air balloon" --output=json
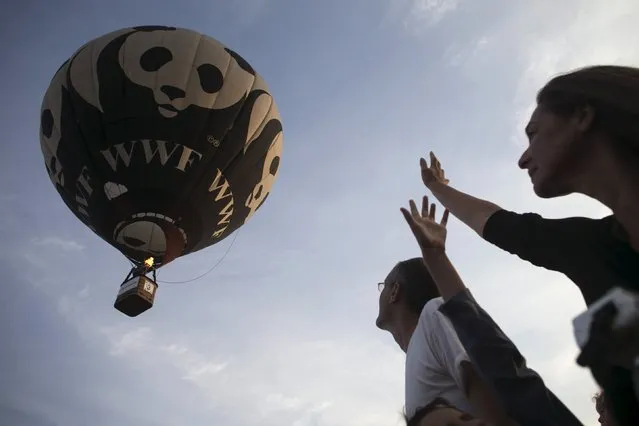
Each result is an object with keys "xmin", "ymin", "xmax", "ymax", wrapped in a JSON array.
[{"xmin": 39, "ymin": 26, "xmax": 283, "ymax": 317}]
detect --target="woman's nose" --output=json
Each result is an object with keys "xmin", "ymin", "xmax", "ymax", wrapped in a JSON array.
[{"xmin": 518, "ymin": 148, "xmax": 531, "ymax": 169}]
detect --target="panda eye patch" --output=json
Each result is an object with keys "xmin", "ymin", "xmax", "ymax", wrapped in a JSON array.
[
  {"xmin": 41, "ymin": 109, "xmax": 54, "ymax": 138},
  {"xmin": 140, "ymin": 47, "xmax": 173, "ymax": 72},
  {"xmin": 197, "ymin": 64, "xmax": 224, "ymax": 94},
  {"xmin": 269, "ymin": 156, "xmax": 280, "ymax": 175}
]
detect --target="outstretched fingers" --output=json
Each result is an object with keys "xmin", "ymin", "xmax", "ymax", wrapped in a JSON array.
[
  {"xmin": 421, "ymin": 196, "xmax": 429, "ymax": 217},
  {"xmin": 409, "ymin": 199, "xmax": 420, "ymax": 218},
  {"xmin": 408, "ymin": 195, "xmax": 445, "ymax": 225},
  {"xmin": 419, "ymin": 196, "xmax": 438, "ymax": 221},
  {"xmin": 441, "ymin": 209, "xmax": 450, "ymax": 227},
  {"xmin": 430, "ymin": 151, "xmax": 441, "ymax": 170},
  {"xmin": 401, "ymin": 207, "xmax": 421, "ymax": 235},
  {"xmin": 429, "ymin": 151, "xmax": 437, "ymax": 168}
]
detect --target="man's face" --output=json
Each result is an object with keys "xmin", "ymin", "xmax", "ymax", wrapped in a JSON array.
[{"xmin": 375, "ymin": 266, "xmax": 400, "ymax": 330}]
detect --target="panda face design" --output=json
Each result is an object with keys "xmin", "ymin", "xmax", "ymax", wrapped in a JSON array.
[
  {"xmin": 40, "ymin": 62, "xmax": 67, "ymax": 188},
  {"xmin": 244, "ymin": 131, "xmax": 283, "ymax": 221},
  {"xmin": 119, "ymin": 28, "xmax": 255, "ymax": 118},
  {"xmin": 68, "ymin": 27, "xmax": 134, "ymax": 113}
]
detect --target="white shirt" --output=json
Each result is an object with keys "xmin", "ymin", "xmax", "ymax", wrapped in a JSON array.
[{"xmin": 404, "ymin": 297, "xmax": 473, "ymax": 419}]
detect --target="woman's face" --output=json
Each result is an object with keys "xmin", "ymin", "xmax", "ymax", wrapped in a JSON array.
[{"xmin": 518, "ymin": 104, "xmax": 592, "ymax": 198}]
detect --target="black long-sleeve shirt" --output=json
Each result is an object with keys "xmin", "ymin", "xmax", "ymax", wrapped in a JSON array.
[
  {"xmin": 439, "ymin": 289, "xmax": 583, "ymax": 426},
  {"xmin": 482, "ymin": 210, "xmax": 639, "ymax": 305},
  {"xmin": 482, "ymin": 209, "xmax": 639, "ymax": 426}
]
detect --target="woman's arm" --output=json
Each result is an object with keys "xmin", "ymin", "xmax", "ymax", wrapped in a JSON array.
[
  {"xmin": 427, "ymin": 180, "xmax": 502, "ymax": 236},
  {"xmin": 419, "ymin": 152, "xmax": 502, "ymax": 236},
  {"xmin": 421, "ymin": 251, "xmax": 583, "ymax": 426},
  {"xmin": 421, "ymin": 153, "xmax": 594, "ymax": 277}
]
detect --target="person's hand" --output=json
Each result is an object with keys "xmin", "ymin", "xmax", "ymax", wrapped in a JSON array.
[
  {"xmin": 420, "ymin": 151, "xmax": 449, "ymax": 188},
  {"xmin": 401, "ymin": 195, "xmax": 450, "ymax": 251}
]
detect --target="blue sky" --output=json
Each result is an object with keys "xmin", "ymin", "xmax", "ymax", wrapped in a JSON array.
[{"xmin": 2, "ymin": 0, "xmax": 639, "ymax": 425}]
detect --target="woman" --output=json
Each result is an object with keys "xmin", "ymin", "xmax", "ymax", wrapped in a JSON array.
[{"xmin": 419, "ymin": 65, "xmax": 639, "ymax": 425}]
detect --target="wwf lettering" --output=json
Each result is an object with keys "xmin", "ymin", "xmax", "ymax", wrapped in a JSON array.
[
  {"xmin": 208, "ymin": 169, "xmax": 234, "ymax": 239},
  {"xmin": 100, "ymin": 139, "xmax": 203, "ymax": 173}
]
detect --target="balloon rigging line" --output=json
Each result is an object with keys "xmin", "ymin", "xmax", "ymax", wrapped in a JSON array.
[{"xmin": 157, "ymin": 229, "xmax": 241, "ymax": 284}]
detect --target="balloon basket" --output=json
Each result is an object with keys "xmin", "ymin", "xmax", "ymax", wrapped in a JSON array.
[{"xmin": 114, "ymin": 268, "xmax": 158, "ymax": 317}]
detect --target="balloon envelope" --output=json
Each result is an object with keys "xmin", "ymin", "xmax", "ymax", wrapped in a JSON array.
[{"xmin": 40, "ymin": 26, "xmax": 283, "ymax": 266}]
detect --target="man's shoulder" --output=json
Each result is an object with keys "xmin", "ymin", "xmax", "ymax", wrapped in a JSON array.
[
  {"xmin": 419, "ymin": 297, "xmax": 445, "ymax": 322},
  {"xmin": 413, "ymin": 297, "xmax": 452, "ymax": 340},
  {"xmin": 407, "ymin": 298, "xmax": 444, "ymax": 363}
]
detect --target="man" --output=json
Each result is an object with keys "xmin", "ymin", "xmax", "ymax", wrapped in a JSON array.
[{"xmin": 375, "ymin": 257, "xmax": 511, "ymax": 424}]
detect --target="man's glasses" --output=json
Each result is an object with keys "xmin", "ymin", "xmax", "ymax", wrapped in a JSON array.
[{"xmin": 378, "ymin": 282, "xmax": 385, "ymax": 292}]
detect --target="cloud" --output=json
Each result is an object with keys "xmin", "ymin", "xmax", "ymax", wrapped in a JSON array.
[
  {"xmin": 11, "ymin": 192, "xmax": 601, "ymax": 424},
  {"xmin": 0, "ymin": 404, "xmax": 60, "ymax": 426},
  {"xmin": 102, "ymin": 326, "xmax": 153, "ymax": 356},
  {"xmin": 407, "ymin": 0, "xmax": 460, "ymax": 27},
  {"xmin": 226, "ymin": 0, "xmax": 271, "ymax": 29},
  {"xmin": 83, "ymin": 296, "xmax": 405, "ymax": 426},
  {"xmin": 31, "ymin": 236, "xmax": 85, "ymax": 251},
  {"xmin": 443, "ymin": 35, "xmax": 490, "ymax": 68},
  {"xmin": 99, "ymin": 326, "xmax": 230, "ymax": 389},
  {"xmin": 505, "ymin": 0, "xmax": 639, "ymax": 145},
  {"xmin": 77, "ymin": 286, "xmax": 90, "ymax": 299},
  {"xmin": 260, "ymin": 393, "xmax": 304, "ymax": 415},
  {"xmin": 401, "ymin": 0, "xmax": 639, "ymax": 150},
  {"xmin": 6, "ymin": 2, "xmax": 639, "ymax": 426},
  {"xmin": 381, "ymin": 0, "xmax": 461, "ymax": 31},
  {"xmin": 424, "ymin": 1, "xmax": 639, "ymax": 407},
  {"xmin": 78, "ymin": 290, "xmax": 399, "ymax": 426}
]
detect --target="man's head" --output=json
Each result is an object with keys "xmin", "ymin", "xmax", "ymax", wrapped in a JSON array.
[{"xmin": 375, "ymin": 257, "xmax": 440, "ymax": 332}]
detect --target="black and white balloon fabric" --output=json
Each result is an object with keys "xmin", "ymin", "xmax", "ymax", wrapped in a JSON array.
[{"xmin": 39, "ymin": 26, "xmax": 283, "ymax": 266}]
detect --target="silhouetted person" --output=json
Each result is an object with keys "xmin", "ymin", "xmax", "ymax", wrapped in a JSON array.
[{"xmin": 419, "ymin": 65, "xmax": 639, "ymax": 426}]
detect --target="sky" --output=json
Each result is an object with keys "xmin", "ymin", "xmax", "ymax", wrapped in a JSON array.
[{"xmin": 1, "ymin": 0, "xmax": 639, "ymax": 425}]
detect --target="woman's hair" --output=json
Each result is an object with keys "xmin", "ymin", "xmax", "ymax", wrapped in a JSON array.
[{"xmin": 537, "ymin": 65, "xmax": 639, "ymax": 155}]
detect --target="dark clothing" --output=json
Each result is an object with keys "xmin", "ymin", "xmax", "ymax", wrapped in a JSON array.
[
  {"xmin": 482, "ymin": 210, "xmax": 639, "ymax": 306},
  {"xmin": 482, "ymin": 209, "xmax": 639, "ymax": 426},
  {"xmin": 439, "ymin": 289, "xmax": 583, "ymax": 426}
]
